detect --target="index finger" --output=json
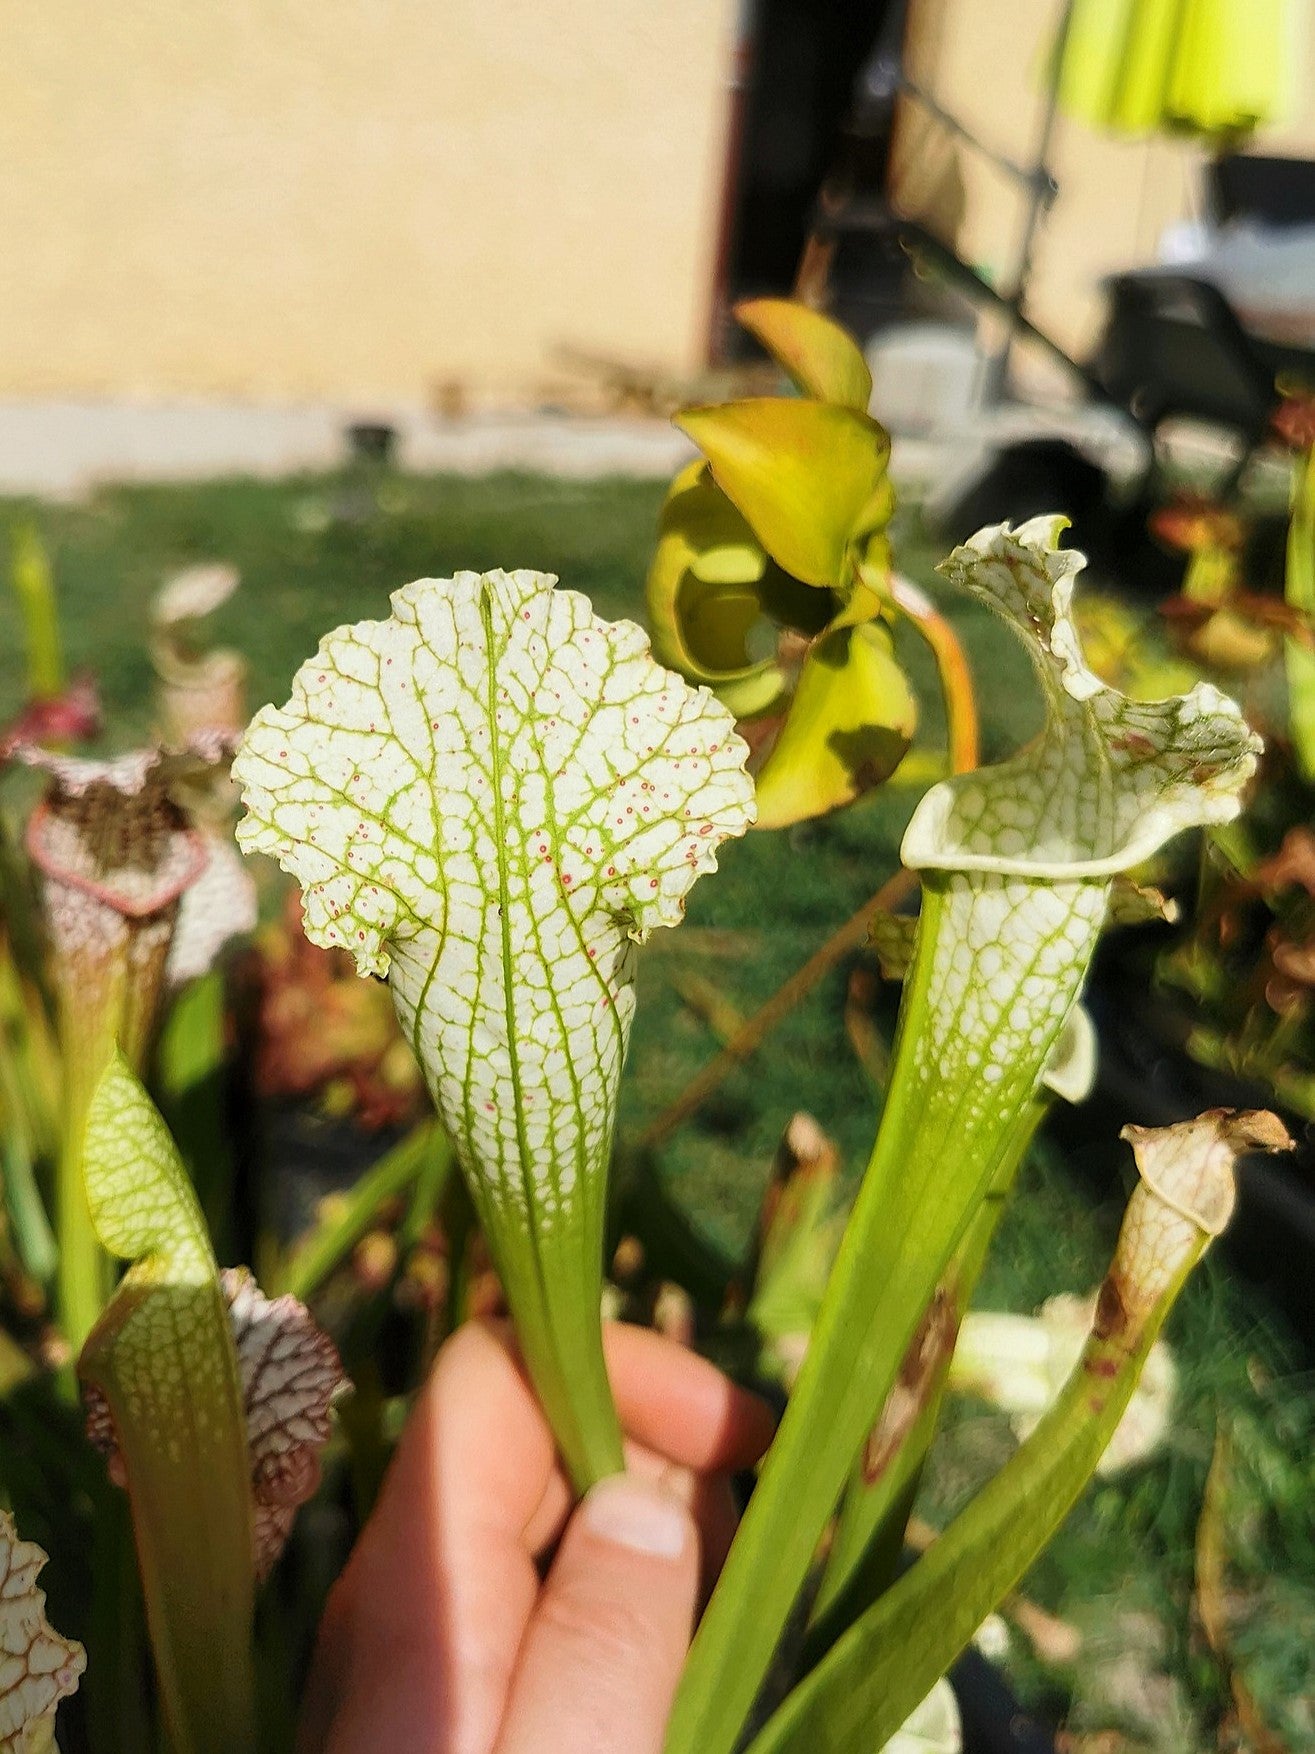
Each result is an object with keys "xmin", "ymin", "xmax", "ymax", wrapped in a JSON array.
[
  {"xmin": 312, "ymin": 1319, "xmax": 553, "ymax": 1754},
  {"xmin": 604, "ymin": 1320, "xmax": 776, "ymax": 1473},
  {"xmin": 310, "ymin": 1320, "xmax": 773, "ymax": 1754}
]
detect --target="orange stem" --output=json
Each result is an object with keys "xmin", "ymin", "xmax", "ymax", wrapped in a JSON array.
[{"xmin": 890, "ymin": 573, "xmax": 980, "ymax": 774}]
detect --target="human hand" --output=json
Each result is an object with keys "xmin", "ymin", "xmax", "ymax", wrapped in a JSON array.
[{"xmin": 301, "ymin": 1319, "xmax": 775, "ymax": 1754}]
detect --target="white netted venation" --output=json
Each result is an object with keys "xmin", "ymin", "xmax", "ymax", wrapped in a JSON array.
[{"xmin": 235, "ymin": 570, "xmax": 755, "ymax": 1222}]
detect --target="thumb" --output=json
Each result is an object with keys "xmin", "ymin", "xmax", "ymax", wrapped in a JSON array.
[{"xmin": 494, "ymin": 1474, "xmax": 699, "ymax": 1754}]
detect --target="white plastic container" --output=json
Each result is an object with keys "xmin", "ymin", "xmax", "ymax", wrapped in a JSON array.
[{"xmin": 865, "ymin": 323, "xmax": 987, "ymax": 436}]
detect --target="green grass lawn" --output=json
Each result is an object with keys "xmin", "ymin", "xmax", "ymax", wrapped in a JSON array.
[{"xmin": 2, "ymin": 469, "xmax": 1311, "ymax": 1752}]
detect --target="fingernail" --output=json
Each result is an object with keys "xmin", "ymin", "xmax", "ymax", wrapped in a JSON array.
[{"xmin": 580, "ymin": 1475, "xmax": 689, "ymax": 1558}]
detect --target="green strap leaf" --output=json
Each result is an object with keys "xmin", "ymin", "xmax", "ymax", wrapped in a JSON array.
[
  {"xmin": 275, "ymin": 1122, "xmax": 444, "ymax": 1302},
  {"xmin": 809, "ymin": 1002, "xmax": 1095, "ymax": 1650},
  {"xmin": 746, "ymin": 1110, "xmax": 1290, "ymax": 1754},
  {"xmin": 235, "ymin": 570, "xmax": 755, "ymax": 1487},
  {"xmin": 78, "ymin": 1053, "xmax": 256, "ymax": 1754},
  {"xmin": 664, "ymin": 519, "xmax": 1259, "ymax": 1754},
  {"xmin": 675, "ymin": 401, "xmax": 891, "ymax": 589},
  {"xmin": 806, "ymin": 1097, "xmax": 1046, "ymax": 1652},
  {"xmin": 733, "ymin": 299, "xmax": 874, "ymax": 411},
  {"xmin": 9, "ymin": 524, "xmax": 65, "ymax": 702}
]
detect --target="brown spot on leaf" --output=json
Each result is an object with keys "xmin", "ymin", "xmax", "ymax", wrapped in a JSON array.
[{"xmin": 1092, "ymin": 1275, "xmax": 1129, "ymax": 1343}]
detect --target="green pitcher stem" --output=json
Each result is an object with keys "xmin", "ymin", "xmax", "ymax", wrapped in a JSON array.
[
  {"xmin": 743, "ymin": 1211, "xmax": 1208, "ymax": 1754},
  {"xmin": 481, "ymin": 1199, "xmax": 625, "ymax": 1491},
  {"xmin": 664, "ymin": 879, "xmax": 1102, "ymax": 1754},
  {"xmin": 79, "ymin": 1055, "xmax": 258, "ymax": 1754},
  {"xmin": 806, "ymin": 1101, "xmax": 1042, "ymax": 1648},
  {"xmin": 667, "ymin": 515, "xmax": 1259, "ymax": 1754}
]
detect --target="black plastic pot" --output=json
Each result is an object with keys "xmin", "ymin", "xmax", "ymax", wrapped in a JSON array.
[
  {"xmin": 344, "ymin": 420, "xmax": 398, "ymax": 467},
  {"xmin": 952, "ymin": 1650, "xmax": 1058, "ymax": 1754},
  {"xmin": 256, "ymin": 1098, "xmax": 410, "ymax": 1248}
]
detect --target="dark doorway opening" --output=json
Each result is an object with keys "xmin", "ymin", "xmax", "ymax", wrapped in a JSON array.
[{"xmin": 713, "ymin": 0, "xmax": 911, "ymax": 360}]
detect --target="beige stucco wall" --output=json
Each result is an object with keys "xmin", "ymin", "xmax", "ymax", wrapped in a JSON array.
[
  {"xmin": 0, "ymin": 1, "xmax": 737, "ymax": 401},
  {"xmin": 895, "ymin": 0, "xmax": 1315, "ymax": 362}
]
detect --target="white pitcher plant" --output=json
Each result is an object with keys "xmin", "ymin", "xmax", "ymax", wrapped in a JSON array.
[{"xmin": 234, "ymin": 568, "xmax": 755, "ymax": 1486}]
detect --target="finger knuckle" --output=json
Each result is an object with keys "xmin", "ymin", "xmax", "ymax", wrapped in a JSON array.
[{"xmin": 538, "ymin": 1586, "xmax": 657, "ymax": 1666}]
